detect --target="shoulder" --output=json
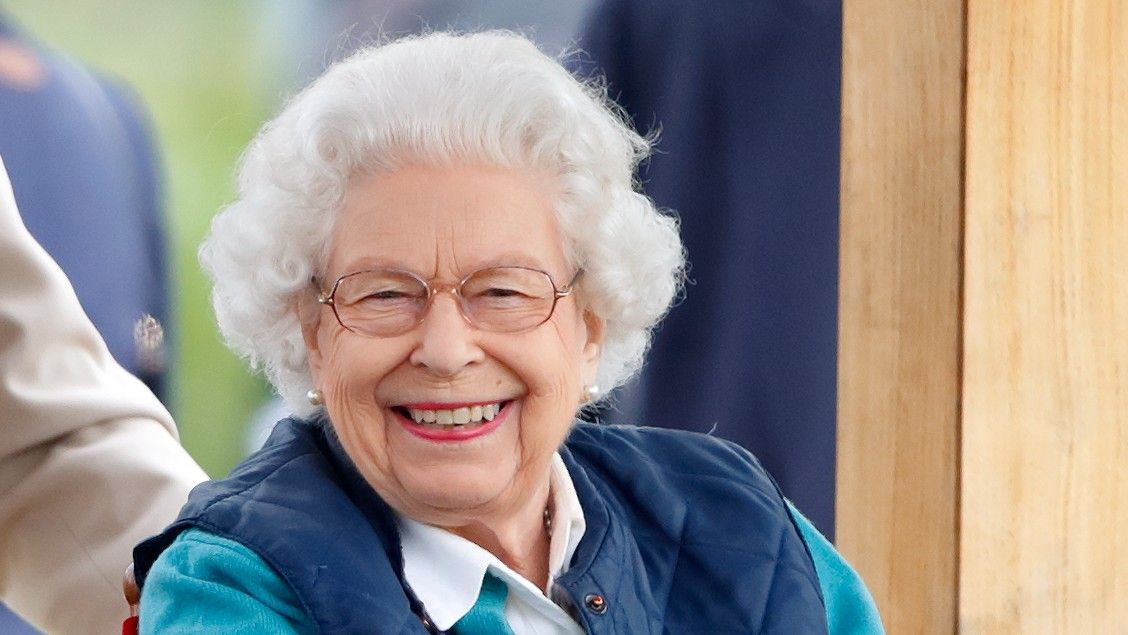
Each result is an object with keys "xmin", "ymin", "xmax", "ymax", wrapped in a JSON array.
[
  {"xmin": 567, "ymin": 421, "xmax": 760, "ymax": 459},
  {"xmin": 134, "ymin": 418, "xmax": 348, "ymax": 585},
  {"xmin": 171, "ymin": 418, "xmax": 332, "ymax": 520},
  {"xmin": 564, "ymin": 423, "xmax": 829, "ymax": 629},
  {"xmin": 141, "ymin": 528, "xmax": 313, "ymax": 634},
  {"xmin": 565, "ymin": 422, "xmax": 781, "ymax": 499},
  {"xmin": 138, "ymin": 417, "xmax": 420, "ymax": 633},
  {"xmin": 564, "ymin": 422, "xmax": 802, "ymax": 550}
]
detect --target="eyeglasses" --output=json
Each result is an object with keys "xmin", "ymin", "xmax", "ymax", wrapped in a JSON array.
[{"xmin": 316, "ymin": 266, "xmax": 582, "ymax": 337}]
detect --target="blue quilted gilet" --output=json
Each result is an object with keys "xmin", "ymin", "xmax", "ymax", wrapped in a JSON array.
[{"xmin": 135, "ymin": 417, "xmax": 827, "ymax": 633}]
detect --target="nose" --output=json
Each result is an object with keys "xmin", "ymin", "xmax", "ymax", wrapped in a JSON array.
[{"xmin": 408, "ymin": 292, "xmax": 484, "ymax": 376}]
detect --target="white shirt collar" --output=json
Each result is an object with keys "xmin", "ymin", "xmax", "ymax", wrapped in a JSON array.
[{"xmin": 397, "ymin": 452, "xmax": 586, "ymax": 631}]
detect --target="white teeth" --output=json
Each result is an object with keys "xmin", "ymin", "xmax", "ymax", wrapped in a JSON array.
[{"xmin": 404, "ymin": 402, "xmax": 504, "ymax": 426}]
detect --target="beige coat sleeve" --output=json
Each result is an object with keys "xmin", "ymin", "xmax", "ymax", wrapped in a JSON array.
[{"xmin": 0, "ymin": 156, "xmax": 208, "ymax": 634}]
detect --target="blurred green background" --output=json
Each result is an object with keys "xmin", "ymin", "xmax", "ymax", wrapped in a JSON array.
[{"xmin": 6, "ymin": 1, "xmax": 279, "ymax": 476}]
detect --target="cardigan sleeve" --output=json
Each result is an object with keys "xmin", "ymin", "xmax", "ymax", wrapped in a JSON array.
[
  {"xmin": 140, "ymin": 529, "xmax": 314, "ymax": 634},
  {"xmin": 786, "ymin": 502, "xmax": 885, "ymax": 634}
]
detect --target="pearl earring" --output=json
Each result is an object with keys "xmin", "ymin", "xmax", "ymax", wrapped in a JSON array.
[
  {"xmin": 306, "ymin": 389, "xmax": 323, "ymax": 406},
  {"xmin": 582, "ymin": 384, "xmax": 601, "ymax": 403}
]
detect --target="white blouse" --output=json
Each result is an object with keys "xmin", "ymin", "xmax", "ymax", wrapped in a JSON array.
[{"xmin": 397, "ymin": 453, "xmax": 587, "ymax": 634}]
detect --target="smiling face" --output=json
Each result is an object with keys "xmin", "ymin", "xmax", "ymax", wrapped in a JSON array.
[{"xmin": 300, "ymin": 164, "xmax": 602, "ymax": 531}]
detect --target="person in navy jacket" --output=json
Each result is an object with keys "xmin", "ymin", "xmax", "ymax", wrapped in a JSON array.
[{"xmin": 134, "ymin": 32, "xmax": 880, "ymax": 633}]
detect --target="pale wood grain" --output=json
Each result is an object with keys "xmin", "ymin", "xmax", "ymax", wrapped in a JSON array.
[
  {"xmin": 960, "ymin": 2, "xmax": 1128, "ymax": 632},
  {"xmin": 837, "ymin": 1, "xmax": 964, "ymax": 632}
]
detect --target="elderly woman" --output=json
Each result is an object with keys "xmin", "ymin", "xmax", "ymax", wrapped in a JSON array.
[{"xmin": 134, "ymin": 32, "xmax": 880, "ymax": 634}]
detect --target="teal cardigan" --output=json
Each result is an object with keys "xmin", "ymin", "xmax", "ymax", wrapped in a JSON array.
[{"xmin": 141, "ymin": 503, "xmax": 883, "ymax": 634}]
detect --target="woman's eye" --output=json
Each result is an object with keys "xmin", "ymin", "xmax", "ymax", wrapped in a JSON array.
[
  {"xmin": 482, "ymin": 287, "xmax": 523, "ymax": 298},
  {"xmin": 368, "ymin": 290, "xmax": 409, "ymax": 299},
  {"xmin": 353, "ymin": 289, "xmax": 415, "ymax": 305}
]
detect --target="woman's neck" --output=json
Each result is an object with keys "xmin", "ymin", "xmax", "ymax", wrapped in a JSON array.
[{"xmin": 447, "ymin": 485, "xmax": 553, "ymax": 590}]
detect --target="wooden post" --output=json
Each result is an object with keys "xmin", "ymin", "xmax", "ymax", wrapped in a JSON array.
[
  {"xmin": 837, "ymin": 1, "xmax": 964, "ymax": 632},
  {"xmin": 839, "ymin": 1, "xmax": 1127, "ymax": 632},
  {"xmin": 960, "ymin": 2, "xmax": 1128, "ymax": 632}
]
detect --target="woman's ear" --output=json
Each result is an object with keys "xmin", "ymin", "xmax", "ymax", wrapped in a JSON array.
[
  {"xmin": 295, "ymin": 291, "xmax": 325, "ymax": 381},
  {"xmin": 580, "ymin": 309, "xmax": 605, "ymax": 387}
]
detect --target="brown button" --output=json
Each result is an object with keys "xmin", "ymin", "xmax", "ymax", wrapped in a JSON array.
[{"xmin": 584, "ymin": 593, "xmax": 608, "ymax": 614}]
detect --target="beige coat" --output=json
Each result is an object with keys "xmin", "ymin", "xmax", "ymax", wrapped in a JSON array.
[{"xmin": 0, "ymin": 157, "xmax": 207, "ymax": 633}]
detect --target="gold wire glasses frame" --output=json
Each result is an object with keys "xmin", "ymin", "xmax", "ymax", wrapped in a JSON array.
[{"xmin": 315, "ymin": 266, "xmax": 583, "ymax": 337}]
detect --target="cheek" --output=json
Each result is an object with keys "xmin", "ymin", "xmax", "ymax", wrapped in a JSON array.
[
  {"xmin": 507, "ymin": 325, "xmax": 586, "ymax": 435},
  {"xmin": 317, "ymin": 334, "xmax": 403, "ymax": 441},
  {"xmin": 319, "ymin": 330, "xmax": 400, "ymax": 398},
  {"xmin": 317, "ymin": 336, "xmax": 405, "ymax": 488},
  {"xmin": 514, "ymin": 329, "xmax": 582, "ymax": 399}
]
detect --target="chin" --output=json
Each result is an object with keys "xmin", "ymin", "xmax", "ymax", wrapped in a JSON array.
[{"xmin": 398, "ymin": 459, "xmax": 518, "ymax": 513}]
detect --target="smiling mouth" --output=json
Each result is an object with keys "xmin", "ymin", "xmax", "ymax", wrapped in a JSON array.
[{"xmin": 393, "ymin": 401, "xmax": 511, "ymax": 430}]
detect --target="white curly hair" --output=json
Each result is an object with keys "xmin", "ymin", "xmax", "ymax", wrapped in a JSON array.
[{"xmin": 200, "ymin": 31, "xmax": 685, "ymax": 417}]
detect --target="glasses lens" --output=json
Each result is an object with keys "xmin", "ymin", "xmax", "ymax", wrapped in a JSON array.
[
  {"xmin": 333, "ymin": 270, "xmax": 427, "ymax": 336},
  {"xmin": 460, "ymin": 267, "xmax": 556, "ymax": 332}
]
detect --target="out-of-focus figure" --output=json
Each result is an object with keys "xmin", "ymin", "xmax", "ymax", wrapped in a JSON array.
[
  {"xmin": 574, "ymin": 0, "xmax": 843, "ymax": 538},
  {"xmin": 0, "ymin": 15, "xmax": 170, "ymax": 400},
  {"xmin": 0, "ymin": 14, "xmax": 203, "ymax": 635}
]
